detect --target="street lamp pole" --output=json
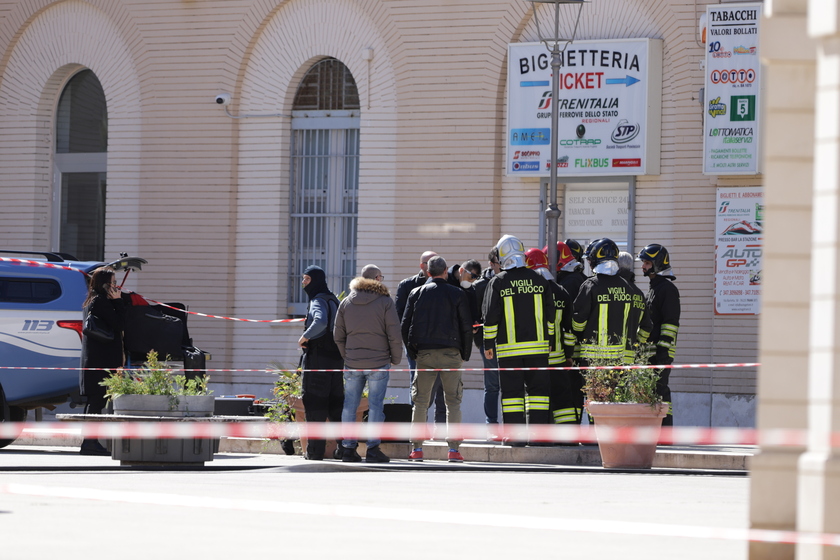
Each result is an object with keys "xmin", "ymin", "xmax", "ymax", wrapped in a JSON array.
[{"xmin": 525, "ymin": 0, "xmax": 584, "ymax": 273}]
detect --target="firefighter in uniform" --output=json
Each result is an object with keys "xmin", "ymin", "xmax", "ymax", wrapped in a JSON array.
[
  {"xmin": 551, "ymin": 240, "xmax": 589, "ymax": 425},
  {"xmin": 636, "ymin": 243, "xmax": 680, "ymax": 426},
  {"xmin": 483, "ymin": 236, "xmax": 555, "ymax": 444},
  {"xmin": 556, "ymin": 239, "xmax": 588, "ymax": 298},
  {"xmin": 573, "ymin": 238, "xmax": 650, "ymax": 366},
  {"xmin": 525, "ymin": 248, "xmax": 578, "ymax": 428},
  {"xmin": 618, "ymin": 251, "xmax": 652, "ymax": 365}
]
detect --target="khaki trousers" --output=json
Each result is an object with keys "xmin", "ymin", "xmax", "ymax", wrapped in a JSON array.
[{"xmin": 411, "ymin": 347, "xmax": 464, "ymax": 450}]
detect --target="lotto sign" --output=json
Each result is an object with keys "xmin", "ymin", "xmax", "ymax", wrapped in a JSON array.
[
  {"xmin": 714, "ymin": 187, "xmax": 763, "ymax": 315},
  {"xmin": 703, "ymin": 3, "xmax": 762, "ymax": 175},
  {"xmin": 506, "ymin": 39, "xmax": 662, "ymax": 177}
]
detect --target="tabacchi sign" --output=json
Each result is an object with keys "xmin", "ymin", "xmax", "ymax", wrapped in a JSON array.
[
  {"xmin": 506, "ymin": 39, "xmax": 662, "ymax": 177},
  {"xmin": 702, "ymin": 3, "xmax": 762, "ymax": 175}
]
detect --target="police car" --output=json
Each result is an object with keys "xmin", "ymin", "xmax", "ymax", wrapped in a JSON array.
[{"xmin": 0, "ymin": 251, "xmax": 147, "ymax": 447}]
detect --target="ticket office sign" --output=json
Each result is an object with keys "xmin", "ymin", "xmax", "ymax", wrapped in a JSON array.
[
  {"xmin": 507, "ymin": 39, "xmax": 662, "ymax": 177},
  {"xmin": 714, "ymin": 187, "xmax": 763, "ymax": 315},
  {"xmin": 703, "ymin": 3, "xmax": 762, "ymax": 175}
]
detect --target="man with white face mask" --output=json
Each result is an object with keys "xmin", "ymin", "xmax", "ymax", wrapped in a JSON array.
[{"xmin": 447, "ymin": 259, "xmax": 481, "ymax": 322}]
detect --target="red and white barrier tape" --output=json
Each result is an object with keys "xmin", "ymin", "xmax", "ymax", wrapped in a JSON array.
[
  {"xmin": 0, "ymin": 363, "xmax": 761, "ymax": 373},
  {"xmin": 0, "ymin": 257, "xmax": 87, "ymax": 274},
  {"xmin": 0, "ymin": 422, "xmax": 826, "ymax": 447},
  {"xmin": 144, "ymin": 298, "xmax": 303, "ymax": 323}
]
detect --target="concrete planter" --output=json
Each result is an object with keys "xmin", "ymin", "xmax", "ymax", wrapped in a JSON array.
[
  {"xmin": 586, "ymin": 402, "xmax": 668, "ymax": 469},
  {"xmin": 113, "ymin": 394, "xmax": 216, "ymax": 417},
  {"xmin": 111, "ymin": 394, "xmax": 217, "ymax": 465}
]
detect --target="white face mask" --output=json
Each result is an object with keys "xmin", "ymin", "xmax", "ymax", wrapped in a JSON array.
[{"xmin": 460, "ymin": 280, "xmax": 473, "ymax": 290}]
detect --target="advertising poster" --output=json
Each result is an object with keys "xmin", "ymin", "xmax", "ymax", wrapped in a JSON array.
[
  {"xmin": 715, "ymin": 187, "xmax": 763, "ymax": 315},
  {"xmin": 507, "ymin": 39, "xmax": 662, "ymax": 177},
  {"xmin": 702, "ymin": 3, "xmax": 762, "ymax": 175},
  {"xmin": 564, "ymin": 189, "xmax": 629, "ymax": 241}
]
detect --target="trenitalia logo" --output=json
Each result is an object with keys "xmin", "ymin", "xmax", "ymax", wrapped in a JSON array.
[
  {"xmin": 538, "ymin": 91, "xmax": 551, "ymax": 110},
  {"xmin": 718, "ymin": 201, "xmax": 730, "ymax": 213}
]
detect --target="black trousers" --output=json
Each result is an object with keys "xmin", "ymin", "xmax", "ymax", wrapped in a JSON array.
[
  {"xmin": 549, "ymin": 364, "xmax": 584, "ymax": 424},
  {"xmin": 655, "ymin": 367, "xmax": 673, "ymax": 426},
  {"xmin": 498, "ymin": 355, "xmax": 550, "ymax": 425},
  {"xmin": 301, "ymin": 369, "xmax": 344, "ymax": 457}
]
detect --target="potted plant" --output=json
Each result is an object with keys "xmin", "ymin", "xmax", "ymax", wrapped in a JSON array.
[
  {"xmin": 101, "ymin": 350, "xmax": 214, "ymax": 417},
  {"xmin": 267, "ymin": 363, "xmax": 368, "ymax": 457},
  {"xmin": 582, "ymin": 347, "xmax": 668, "ymax": 469},
  {"xmin": 99, "ymin": 350, "xmax": 216, "ymax": 464}
]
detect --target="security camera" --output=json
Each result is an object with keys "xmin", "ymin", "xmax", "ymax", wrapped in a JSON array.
[{"xmin": 215, "ymin": 93, "xmax": 232, "ymax": 106}]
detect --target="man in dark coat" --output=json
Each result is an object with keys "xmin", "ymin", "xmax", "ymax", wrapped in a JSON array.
[
  {"xmin": 401, "ymin": 256, "xmax": 473, "ymax": 462},
  {"xmin": 298, "ymin": 265, "xmax": 344, "ymax": 460},
  {"xmin": 395, "ymin": 251, "xmax": 446, "ymax": 423}
]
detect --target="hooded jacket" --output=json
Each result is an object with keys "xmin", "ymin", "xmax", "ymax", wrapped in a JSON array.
[{"xmin": 334, "ymin": 277, "xmax": 403, "ymax": 369}]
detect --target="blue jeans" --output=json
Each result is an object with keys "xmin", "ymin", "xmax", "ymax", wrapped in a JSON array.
[
  {"xmin": 482, "ymin": 344, "xmax": 500, "ymax": 424},
  {"xmin": 342, "ymin": 365, "xmax": 390, "ymax": 448}
]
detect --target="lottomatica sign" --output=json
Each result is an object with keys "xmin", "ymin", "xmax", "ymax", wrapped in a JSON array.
[
  {"xmin": 702, "ymin": 3, "xmax": 762, "ymax": 175},
  {"xmin": 506, "ymin": 39, "xmax": 662, "ymax": 177}
]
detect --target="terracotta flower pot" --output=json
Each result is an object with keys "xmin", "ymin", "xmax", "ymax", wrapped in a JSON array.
[
  {"xmin": 586, "ymin": 402, "xmax": 669, "ymax": 469},
  {"xmin": 288, "ymin": 396, "xmax": 368, "ymax": 457}
]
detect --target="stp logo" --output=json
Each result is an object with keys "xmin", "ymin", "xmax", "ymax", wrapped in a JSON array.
[{"xmin": 610, "ymin": 120, "xmax": 640, "ymax": 144}]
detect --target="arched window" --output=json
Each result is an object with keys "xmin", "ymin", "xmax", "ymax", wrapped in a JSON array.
[
  {"xmin": 53, "ymin": 70, "xmax": 108, "ymax": 261},
  {"xmin": 289, "ymin": 58, "xmax": 360, "ymax": 314}
]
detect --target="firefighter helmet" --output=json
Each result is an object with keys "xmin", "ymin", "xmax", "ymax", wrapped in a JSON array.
[
  {"xmin": 584, "ymin": 238, "xmax": 619, "ymax": 275},
  {"xmin": 637, "ymin": 243, "xmax": 673, "ymax": 277},
  {"xmin": 556, "ymin": 241, "xmax": 579, "ymax": 272},
  {"xmin": 525, "ymin": 248, "xmax": 549, "ymax": 270},
  {"xmin": 495, "ymin": 235, "xmax": 526, "ymax": 270},
  {"xmin": 564, "ymin": 239, "xmax": 585, "ymax": 262}
]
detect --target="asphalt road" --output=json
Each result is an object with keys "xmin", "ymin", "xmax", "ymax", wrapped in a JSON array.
[{"xmin": 0, "ymin": 446, "xmax": 749, "ymax": 560}]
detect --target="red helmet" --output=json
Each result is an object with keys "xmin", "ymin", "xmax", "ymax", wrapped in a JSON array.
[
  {"xmin": 556, "ymin": 241, "xmax": 577, "ymax": 271},
  {"xmin": 525, "ymin": 248, "xmax": 549, "ymax": 270},
  {"xmin": 542, "ymin": 242, "xmax": 577, "ymax": 271}
]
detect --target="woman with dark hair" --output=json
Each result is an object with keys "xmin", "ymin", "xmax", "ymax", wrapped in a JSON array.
[{"xmin": 79, "ymin": 266, "xmax": 125, "ymax": 455}]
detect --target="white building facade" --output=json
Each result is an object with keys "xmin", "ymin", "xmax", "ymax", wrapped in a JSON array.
[{"xmin": 0, "ymin": 0, "xmax": 761, "ymax": 426}]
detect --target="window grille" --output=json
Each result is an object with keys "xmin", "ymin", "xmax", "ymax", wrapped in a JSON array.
[{"xmin": 288, "ymin": 59, "xmax": 360, "ymax": 315}]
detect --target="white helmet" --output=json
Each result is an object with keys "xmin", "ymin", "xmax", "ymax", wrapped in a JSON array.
[{"xmin": 495, "ymin": 235, "xmax": 526, "ymax": 270}]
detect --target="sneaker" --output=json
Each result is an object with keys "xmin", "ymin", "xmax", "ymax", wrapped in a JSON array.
[
  {"xmin": 408, "ymin": 449, "xmax": 424, "ymax": 461},
  {"xmin": 333, "ymin": 446, "xmax": 344, "ymax": 460},
  {"xmin": 447, "ymin": 450, "xmax": 464, "ymax": 463},
  {"xmin": 365, "ymin": 446, "xmax": 390, "ymax": 463},
  {"xmin": 342, "ymin": 447, "xmax": 362, "ymax": 462}
]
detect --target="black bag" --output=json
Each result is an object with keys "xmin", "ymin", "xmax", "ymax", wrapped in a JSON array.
[
  {"xmin": 123, "ymin": 305, "xmax": 185, "ymax": 360},
  {"xmin": 182, "ymin": 345, "xmax": 206, "ymax": 382},
  {"xmin": 82, "ymin": 311, "xmax": 114, "ymax": 343}
]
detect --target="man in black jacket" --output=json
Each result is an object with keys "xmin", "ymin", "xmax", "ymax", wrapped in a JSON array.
[
  {"xmin": 401, "ymin": 256, "xmax": 473, "ymax": 462},
  {"xmin": 395, "ymin": 250, "xmax": 445, "ymax": 423},
  {"xmin": 298, "ymin": 265, "xmax": 344, "ymax": 460}
]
